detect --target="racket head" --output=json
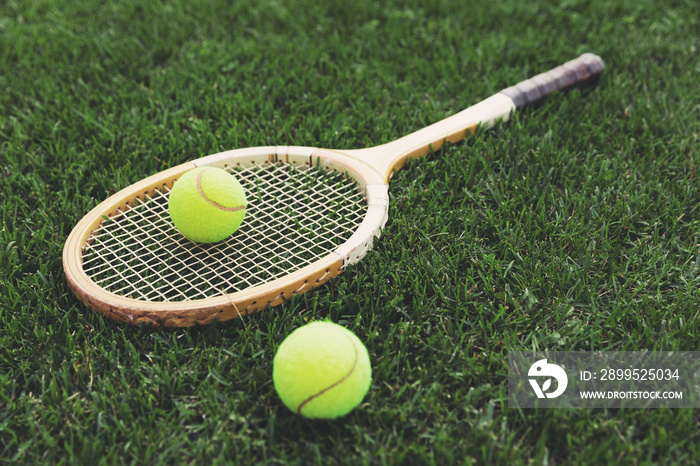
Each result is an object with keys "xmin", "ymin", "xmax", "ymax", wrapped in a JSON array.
[{"xmin": 63, "ymin": 146, "xmax": 388, "ymax": 327}]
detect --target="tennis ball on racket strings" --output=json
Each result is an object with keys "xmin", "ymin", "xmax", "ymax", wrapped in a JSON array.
[
  {"xmin": 273, "ymin": 321, "xmax": 372, "ymax": 419},
  {"xmin": 168, "ymin": 167, "xmax": 247, "ymax": 243}
]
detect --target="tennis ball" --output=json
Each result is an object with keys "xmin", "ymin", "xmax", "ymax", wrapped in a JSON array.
[
  {"xmin": 168, "ymin": 167, "xmax": 247, "ymax": 243},
  {"xmin": 273, "ymin": 321, "xmax": 372, "ymax": 419}
]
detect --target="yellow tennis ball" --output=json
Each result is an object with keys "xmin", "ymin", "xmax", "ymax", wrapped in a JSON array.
[
  {"xmin": 273, "ymin": 321, "xmax": 372, "ymax": 419},
  {"xmin": 168, "ymin": 167, "xmax": 247, "ymax": 243}
]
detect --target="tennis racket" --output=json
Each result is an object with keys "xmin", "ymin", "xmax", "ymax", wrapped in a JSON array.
[{"xmin": 63, "ymin": 53, "xmax": 604, "ymax": 327}]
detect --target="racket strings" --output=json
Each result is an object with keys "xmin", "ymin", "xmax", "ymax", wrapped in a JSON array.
[{"xmin": 81, "ymin": 162, "xmax": 366, "ymax": 302}]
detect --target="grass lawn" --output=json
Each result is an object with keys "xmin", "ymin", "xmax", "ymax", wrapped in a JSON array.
[{"xmin": 2, "ymin": 0, "xmax": 700, "ymax": 463}]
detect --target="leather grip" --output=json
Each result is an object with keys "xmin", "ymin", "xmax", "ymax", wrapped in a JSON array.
[{"xmin": 500, "ymin": 53, "xmax": 605, "ymax": 108}]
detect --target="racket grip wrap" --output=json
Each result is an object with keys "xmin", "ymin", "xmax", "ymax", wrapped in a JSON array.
[{"xmin": 500, "ymin": 53, "xmax": 604, "ymax": 108}]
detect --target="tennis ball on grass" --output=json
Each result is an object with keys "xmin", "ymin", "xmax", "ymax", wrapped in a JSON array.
[
  {"xmin": 168, "ymin": 167, "xmax": 247, "ymax": 243},
  {"xmin": 273, "ymin": 321, "xmax": 372, "ymax": 419}
]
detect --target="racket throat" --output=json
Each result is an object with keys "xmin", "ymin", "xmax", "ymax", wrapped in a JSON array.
[{"xmin": 339, "ymin": 93, "xmax": 516, "ymax": 182}]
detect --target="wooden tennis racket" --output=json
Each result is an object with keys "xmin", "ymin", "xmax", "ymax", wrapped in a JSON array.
[{"xmin": 63, "ymin": 53, "xmax": 605, "ymax": 327}]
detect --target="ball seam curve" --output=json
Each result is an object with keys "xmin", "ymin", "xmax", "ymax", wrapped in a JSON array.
[
  {"xmin": 296, "ymin": 331, "xmax": 360, "ymax": 416},
  {"xmin": 196, "ymin": 168, "xmax": 246, "ymax": 212}
]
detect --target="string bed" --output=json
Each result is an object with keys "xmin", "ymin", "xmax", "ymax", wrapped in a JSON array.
[{"xmin": 81, "ymin": 161, "xmax": 367, "ymax": 302}]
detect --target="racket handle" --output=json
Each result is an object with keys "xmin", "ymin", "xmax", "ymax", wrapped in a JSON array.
[{"xmin": 500, "ymin": 53, "xmax": 605, "ymax": 108}]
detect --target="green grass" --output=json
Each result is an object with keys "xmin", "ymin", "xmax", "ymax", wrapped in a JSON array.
[{"xmin": 2, "ymin": 0, "xmax": 700, "ymax": 463}]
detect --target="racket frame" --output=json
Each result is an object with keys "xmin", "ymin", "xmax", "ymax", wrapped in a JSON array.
[
  {"xmin": 63, "ymin": 54, "xmax": 604, "ymax": 326},
  {"xmin": 63, "ymin": 146, "xmax": 389, "ymax": 326}
]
